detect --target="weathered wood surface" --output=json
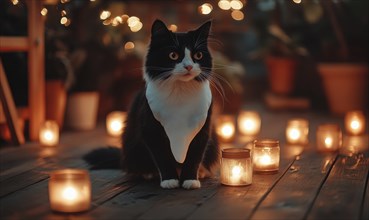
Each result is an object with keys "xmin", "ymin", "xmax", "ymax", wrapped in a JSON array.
[{"xmin": 0, "ymin": 104, "xmax": 368, "ymax": 220}]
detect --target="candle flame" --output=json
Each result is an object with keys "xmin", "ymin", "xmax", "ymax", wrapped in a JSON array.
[
  {"xmin": 62, "ymin": 187, "xmax": 78, "ymax": 201},
  {"xmin": 231, "ymin": 165, "xmax": 242, "ymax": 177},
  {"xmin": 350, "ymin": 120, "xmax": 360, "ymax": 130},
  {"xmin": 220, "ymin": 123, "xmax": 235, "ymax": 138},
  {"xmin": 43, "ymin": 130, "xmax": 54, "ymax": 141},
  {"xmin": 324, "ymin": 137, "xmax": 333, "ymax": 148},
  {"xmin": 260, "ymin": 154, "xmax": 272, "ymax": 165},
  {"xmin": 289, "ymin": 128, "xmax": 301, "ymax": 140}
]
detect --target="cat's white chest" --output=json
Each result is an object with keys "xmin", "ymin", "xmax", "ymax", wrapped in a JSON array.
[{"xmin": 146, "ymin": 80, "xmax": 212, "ymax": 163}]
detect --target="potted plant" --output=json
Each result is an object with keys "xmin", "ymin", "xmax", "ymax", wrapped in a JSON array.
[
  {"xmin": 45, "ymin": 33, "xmax": 74, "ymax": 130},
  {"xmin": 307, "ymin": 0, "xmax": 368, "ymax": 115}
]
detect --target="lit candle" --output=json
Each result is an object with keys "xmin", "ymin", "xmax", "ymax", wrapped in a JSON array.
[
  {"xmin": 49, "ymin": 169, "xmax": 91, "ymax": 213},
  {"xmin": 253, "ymin": 139, "xmax": 280, "ymax": 173},
  {"xmin": 285, "ymin": 118, "xmax": 309, "ymax": 145},
  {"xmin": 220, "ymin": 148, "xmax": 252, "ymax": 186},
  {"xmin": 39, "ymin": 120, "xmax": 59, "ymax": 146},
  {"xmin": 237, "ymin": 111, "xmax": 261, "ymax": 136},
  {"xmin": 216, "ymin": 115, "xmax": 236, "ymax": 143},
  {"xmin": 316, "ymin": 124, "xmax": 342, "ymax": 152},
  {"xmin": 345, "ymin": 111, "xmax": 366, "ymax": 135},
  {"xmin": 106, "ymin": 111, "xmax": 127, "ymax": 137}
]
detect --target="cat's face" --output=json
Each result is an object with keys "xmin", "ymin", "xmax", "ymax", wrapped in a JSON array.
[{"xmin": 145, "ymin": 19, "xmax": 212, "ymax": 82}]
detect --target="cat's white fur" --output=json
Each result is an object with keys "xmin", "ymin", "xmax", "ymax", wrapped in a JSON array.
[{"xmin": 145, "ymin": 48, "xmax": 212, "ymax": 164}]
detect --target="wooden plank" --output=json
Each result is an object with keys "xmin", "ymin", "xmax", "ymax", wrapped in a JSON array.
[
  {"xmin": 248, "ymin": 151, "xmax": 338, "ymax": 220},
  {"xmin": 0, "ymin": 37, "xmax": 29, "ymax": 52},
  {"xmin": 307, "ymin": 154, "xmax": 369, "ymax": 220},
  {"xmin": 0, "ymin": 59, "xmax": 25, "ymax": 145},
  {"xmin": 187, "ymin": 149, "xmax": 296, "ymax": 220},
  {"xmin": 27, "ymin": 0, "xmax": 45, "ymax": 141},
  {"xmin": 0, "ymin": 170, "xmax": 132, "ymax": 219}
]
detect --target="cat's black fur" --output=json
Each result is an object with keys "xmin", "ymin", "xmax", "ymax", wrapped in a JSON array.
[{"xmin": 84, "ymin": 19, "xmax": 219, "ymax": 190}]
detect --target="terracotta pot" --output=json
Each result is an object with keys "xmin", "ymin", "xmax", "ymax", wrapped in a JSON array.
[
  {"xmin": 46, "ymin": 80, "xmax": 67, "ymax": 129},
  {"xmin": 65, "ymin": 92, "xmax": 100, "ymax": 130},
  {"xmin": 318, "ymin": 63, "xmax": 368, "ymax": 115},
  {"xmin": 265, "ymin": 56, "xmax": 298, "ymax": 95}
]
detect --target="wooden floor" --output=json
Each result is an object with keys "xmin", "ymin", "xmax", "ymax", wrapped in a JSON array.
[{"xmin": 1, "ymin": 103, "xmax": 368, "ymax": 220}]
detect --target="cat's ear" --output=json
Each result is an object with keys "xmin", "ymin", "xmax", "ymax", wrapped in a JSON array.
[
  {"xmin": 151, "ymin": 19, "xmax": 169, "ymax": 36},
  {"xmin": 194, "ymin": 20, "xmax": 212, "ymax": 39}
]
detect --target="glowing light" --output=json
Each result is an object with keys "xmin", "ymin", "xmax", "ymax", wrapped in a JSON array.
[
  {"xmin": 350, "ymin": 120, "xmax": 360, "ymax": 130},
  {"xmin": 230, "ymin": 0, "xmax": 243, "ymax": 10},
  {"xmin": 324, "ymin": 137, "xmax": 333, "ymax": 148},
  {"xmin": 231, "ymin": 10, "xmax": 244, "ymax": 21},
  {"xmin": 218, "ymin": 0, "xmax": 231, "ymax": 10},
  {"xmin": 231, "ymin": 165, "xmax": 242, "ymax": 177},
  {"xmin": 124, "ymin": 42, "xmax": 135, "ymax": 50},
  {"xmin": 292, "ymin": 0, "xmax": 302, "ymax": 4},
  {"xmin": 199, "ymin": 3, "xmax": 213, "ymax": 15},
  {"xmin": 220, "ymin": 123, "xmax": 235, "ymax": 138},
  {"xmin": 100, "ymin": 11, "xmax": 111, "ymax": 20},
  {"xmin": 168, "ymin": 24, "xmax": 178, "ymax": 32},
  {"xmin": 127, "ymin": 16, "xmax": 140, "ymax": 27},
  {"xmin": 289, "ymin": 128, "xmax": 301, "ymax": 141},
  {"xmin": 61, "ymin": 10, "xmax": 67, "ymax": 16},
  {"xmin": 61, "ymin": 0, "xmax": 70, "ymax": 3},
  {"xmin": 260, "ymin": 154, "xmax": 272, "ymax": 165},
  {"xmin": 130, "ymin": 21, "xmax": 143, "ymax": 32},
  {"xmin": 60, "ymin": 17, "xmax": 68, "ymax": 25},
  {"xmin": 121, "ymin": 14, "xmax": 129, "ymax": 23},
  {"xmin": 62, "ymin": 187, "xmax": 78, "ymax": 201},
  {"xmin": 41, "ymin": 8, "xmax": 48, "ymax": 16},
  {"xmin": 11, "ymin": 0, "xmax": 19, "ymax": 6}
]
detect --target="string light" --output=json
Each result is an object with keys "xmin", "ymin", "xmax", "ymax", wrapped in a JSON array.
[
  {"xmin": 41, "ymin": 8, "xmax": 48, "ymax": 16},
  {"xmin": 198, "ymin": 3, "xmax": 213, "ymax": 15},
  {"xmin": 231, "ymin": 10, "xmax": 244, "ymax": 21},
  {"xmin": 11, "ymin": 0, "xmax": 19, "ymax": 5}
]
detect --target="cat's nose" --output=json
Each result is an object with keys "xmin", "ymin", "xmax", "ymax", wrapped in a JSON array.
[{"xmin": 184, "ymin": 65, "xmax": 193, "ymax": 71}]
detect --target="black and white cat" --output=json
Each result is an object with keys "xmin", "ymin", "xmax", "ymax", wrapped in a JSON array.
[{"xmin": 85, "ymin": 19, "xmax": 219, "ymax": 190}]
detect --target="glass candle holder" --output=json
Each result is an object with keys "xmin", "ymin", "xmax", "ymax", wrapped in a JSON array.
[
  {"xmin": 253, "ymin": 139, "xmax": 280, "ymax": 173},
  {"xmin": 39, "ymin": 120, "xmax": 59, "ymax": 146},
  {"xmin": 237, "ymin": 111, "xmax": 261, "ymax": 136},
  {"xmin": 216, "ymin": 115, "xmax": 236, "ymax": 143},
  {"xmin": 345, "ymin": 111, "xmax": 366, "ymax": 135},
  {"xmin": 285, "ymin": 118, "xmax": 309, "ymax": 145},
  {"xmin": 316, "ymin": 124, "xmax": 342, "ymax": 152},
  {"xmin": 49, "ymin": 169, "xmax": 91, "ymax": 213},
  {"xmin": 220, "ymin": 148, "xmax": 252, "ymax": 186},
  {"xmin": 106, "ymin": 111, "xmax": 127, "ymax": 137}
]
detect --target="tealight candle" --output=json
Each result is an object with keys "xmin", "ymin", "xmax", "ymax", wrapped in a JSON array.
[
  {"xmin": 344, "ymin": 111, "xmax": 366, "ymax": 135},
  {"xmin": 49, "ymin": 169, "xmax": 91, "ymax": 213},
  {"xmin": 39, "ymin": 120, "xmax": 59, "ymax": 146},
  {"xmin": 253, "ymin": 139, "xmax": 280, "ymax": 173},
  {"xmin": 316, "ymin": 124, "xmax": 342, "ymax": 152},
  {"xmin": 285, "ymin": 118, "xmax": 309, "ymax": 145},
  {"xmin": 216, "ymin": 115, "xmax": 236, "ymax": 143},
  {"xmin": 237, "ymin": 111, "xmax": 261, "ymax": 136},
  {"xmin": 220, "ymin": 148, "xmax": 252, "ymax": 186},
  {"xmin": 106, "ymin": 111, "xmax": 127, "ymax": 137}
]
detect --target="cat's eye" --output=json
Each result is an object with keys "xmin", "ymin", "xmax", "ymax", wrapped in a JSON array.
[
  {"xmin": 194, "ymin": 52, "xmax": 203, "ymax": 60},
  {"xmin": 169, "ymin": 52, "xmax": 179, "ymax": 60}
]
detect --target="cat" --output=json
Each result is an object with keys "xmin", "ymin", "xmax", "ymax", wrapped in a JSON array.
[{"xmin": 84, "ymin": 19, "xmax": 219, "ymax": 190}]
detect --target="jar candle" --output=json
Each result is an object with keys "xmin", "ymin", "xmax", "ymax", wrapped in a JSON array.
[
  {"xmin": 237, "ymin": 111, "xmax": 261, "ymax": 136},
  {"xmin": 216, "ymin": 115, "xmax": 236, "ymax": 143},
  {"xmin": 344, "ymin": 111, "xmax": 366, "ymax": 135},
  {"xmin": 39, "ymin": 120, "xmax": 59, "ymax": 146},
  {"xmin": 49, "ymin": 169, "xmax": 91, "ymax": 213},
  {"xmin": 253, "ymin": 139, "xmax": 280, "ymax": 173},
  {"xmin": 220, "ymin": 148, "xmax": 252, "ymax": 186},
  {"xmin": 285, "ymin": 118, "xmax": 309, "ymax": 145},
  {"xmin": 106, "ymin": 111, "xmax": 127, "ymax": 137},
  {"xmin": 316, "ymin": 124, "xmax": 342, "ymax": 152}
]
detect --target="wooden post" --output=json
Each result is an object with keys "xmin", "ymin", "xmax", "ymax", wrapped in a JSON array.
[{"xmin": 27, "ymin": 0, "xmax": 45, "ymax": 141}]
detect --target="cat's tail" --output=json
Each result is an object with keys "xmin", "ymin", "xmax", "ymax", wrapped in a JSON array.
[{"xmin": 83, "ymin": 146, "xmax": 121, "ymax": 170}]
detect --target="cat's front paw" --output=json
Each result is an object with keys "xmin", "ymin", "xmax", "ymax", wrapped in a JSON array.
[
  {"xmin": 160, "ymin": 179, "xmax": 179, "ymax": 189},
  {"xmin": 182, "ymin": 180, "xmax": 201, "ymax": 189}
]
